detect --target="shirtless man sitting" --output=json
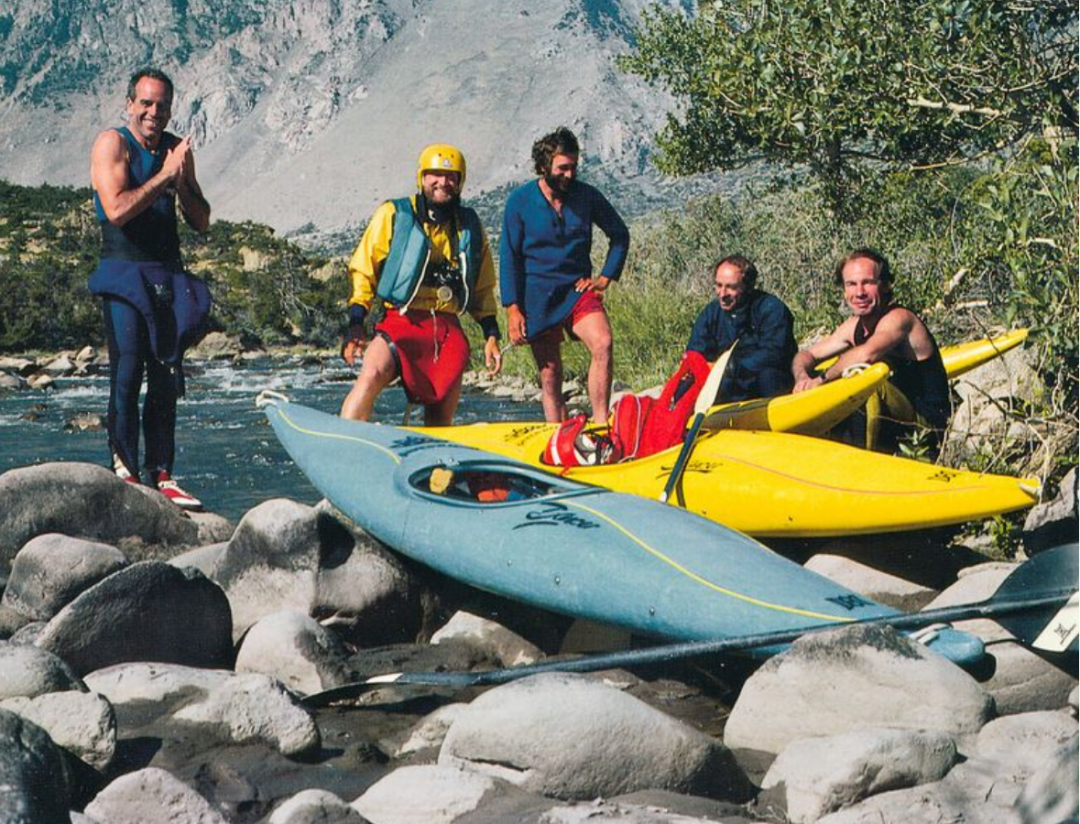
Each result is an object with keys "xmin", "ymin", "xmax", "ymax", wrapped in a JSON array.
[{"xmin": 792, "ymin": 248, "xmax": 950, "ymax": 450}]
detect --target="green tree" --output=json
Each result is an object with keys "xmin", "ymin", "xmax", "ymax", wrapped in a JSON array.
[{"xmin": 622, "ymin": 0, "xmax": 1077, "ymax": 218}]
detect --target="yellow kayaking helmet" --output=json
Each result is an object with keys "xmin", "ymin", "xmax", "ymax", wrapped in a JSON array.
[{"xmin": 417, "ymin": 143, "xmax": 466, "ymax": 189}]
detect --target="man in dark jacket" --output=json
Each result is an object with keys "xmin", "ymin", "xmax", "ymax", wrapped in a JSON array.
[{"xmin": 686, "ymin": 255, "xmax": 796, "ymax": 403}]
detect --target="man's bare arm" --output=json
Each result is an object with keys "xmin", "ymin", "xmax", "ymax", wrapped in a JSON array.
[
  {"xmin": 176, "ymin": 147, "xmax": 210, "ymax": 232},
  {"xmin": 90, "ymin": 132, "xmax": 193, "ymax": 227},
  {"xmin": 828, "ymin": 310, "xmax": 914, "ymax": 376},
  {"xmin": 791, "ymin": 323, "xmax": 854, "ymax": 391}
]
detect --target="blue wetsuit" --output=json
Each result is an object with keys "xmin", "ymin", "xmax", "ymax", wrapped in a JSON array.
[{"xmin": 499, "ymin": 179, "xmax": 629, "ymax": 338}]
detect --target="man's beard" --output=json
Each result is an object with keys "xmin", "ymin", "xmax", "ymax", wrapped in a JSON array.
[
  {"xmin": 544, "ymin": 172, "xmax": 573, "ymax": 195},
  {"xmin": 418, "ymin": 192, "xmax": 459, "ymax": 224}
]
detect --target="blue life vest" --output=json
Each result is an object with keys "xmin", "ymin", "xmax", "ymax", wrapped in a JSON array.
[{"xmin": 376, "ymin": 197, "xmax": 485, "ymax": 313}]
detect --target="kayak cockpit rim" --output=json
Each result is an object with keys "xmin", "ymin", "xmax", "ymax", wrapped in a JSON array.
[{"xmin": 407, "ymin": 460, "xmax": 602, "ymax": 506}]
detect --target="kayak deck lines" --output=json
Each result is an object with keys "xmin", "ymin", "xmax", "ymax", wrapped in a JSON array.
[
  {"xmin": 566, "ymin": 497, "xmax": 855, "ymax": 624},
  {"xmin": 274, "ymin": 405, "xmax": 403, "ymax": 465}
]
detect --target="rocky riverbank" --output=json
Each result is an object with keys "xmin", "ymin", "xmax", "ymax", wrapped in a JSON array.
[
  {"xmin": 0, "ymin": 454, "xmax": 1077, "ymax": 823},
  {"xmin": 1, "ymin": 335, "xmax": 1078, "ymax": 823}
]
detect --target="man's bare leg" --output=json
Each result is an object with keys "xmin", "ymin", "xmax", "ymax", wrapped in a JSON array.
[
  {"xmin": 530, "ymin": 336, "xmax": 567, "ymax": 422},
  {"xmin": 572, "ymin": 310, "xmax": 613, "ymax": 424},
  {"xmin": 340, "ymin": 337, "xmax": 398, "ymax": 420},
  {"xmin": 423, "ymin": 378, "xmax": 463, "ymax": 426}
]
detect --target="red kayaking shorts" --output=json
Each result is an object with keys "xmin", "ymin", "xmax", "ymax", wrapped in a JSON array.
[
  {"xmin": 530, "ymin": 290, "xmax": 606, "ymax": 345},
  {"xmin": 375, "ymin": 310, "xmax": 469, "ymax": 405}
]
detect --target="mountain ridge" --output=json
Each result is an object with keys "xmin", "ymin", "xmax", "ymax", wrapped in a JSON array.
[{"xmin": 0, "ymin": 0, "xmax": 727, "ymax": 242}]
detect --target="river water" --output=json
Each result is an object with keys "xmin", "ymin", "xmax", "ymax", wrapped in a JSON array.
[{"xmin": 0, "ymin": 357, "xmax": 544, "ymax": 521}]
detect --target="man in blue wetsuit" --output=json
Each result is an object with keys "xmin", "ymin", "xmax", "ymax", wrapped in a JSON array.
[
  {"xmin": 500, "ymin": 128, "xmax": 630, "ymax": 424},
  {"xmin": 89, "ymin": 68, "xmax": 212, "ymax": 509},
  {"xmin": 685, "ymin": 255, "xmax": 797, "ymax": 403}
]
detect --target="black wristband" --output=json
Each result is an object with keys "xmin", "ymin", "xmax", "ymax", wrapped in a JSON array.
[
  {"xmin": 347, "ymin": 304, "xmax": 368, "ymax": 330},
  {"xmin": 479, "ymin": 315, "xmax": 500, "ymax": 341}
]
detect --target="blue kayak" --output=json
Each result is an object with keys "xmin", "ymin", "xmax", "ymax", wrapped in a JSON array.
[{"xmin": 260, "ymin": 396, "xmax": 984, "ymax": 666}]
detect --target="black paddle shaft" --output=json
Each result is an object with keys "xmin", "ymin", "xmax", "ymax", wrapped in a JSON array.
[{"xmin": 304, "ymin": 545, "xmax": 1077, "ymax": 706}]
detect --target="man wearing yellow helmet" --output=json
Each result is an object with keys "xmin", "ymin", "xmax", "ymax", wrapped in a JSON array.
[{"xmin": 340, "ymin": 144, "xmax": 502, "ymax": 424}]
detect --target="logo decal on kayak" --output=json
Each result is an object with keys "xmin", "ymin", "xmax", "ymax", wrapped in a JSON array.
[
  {"xmin": 504, "ymin": 424, "xmax": 553, "ymax": 447},
  {"xmin": 927, "ymin": 469, "xmax": 961, "ymax": 483},
  {"xmin": 656, "ymin": 460, "xmax": 723, "ymax": 482},
  {"xmin": 513, "ymin": 502, "xmax": 601, "ymax": 531},
  {"xmin": 825, "ymin": 594, "xmax": 875, "ymax": 611}
]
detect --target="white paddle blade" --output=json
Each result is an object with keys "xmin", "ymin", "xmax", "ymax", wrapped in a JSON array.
[
  {"xmin": 1032, "ymin": 591, "xmax": 1079, "ymax": 653},
  {"xmin": 695, "ymin": 340, "xmax": 739, "ymax": 416}
]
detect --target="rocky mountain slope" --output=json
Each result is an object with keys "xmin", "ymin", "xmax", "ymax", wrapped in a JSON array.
[{"xmin": 0, "ymin": 0, "xmax": 717, "ymax": 242}]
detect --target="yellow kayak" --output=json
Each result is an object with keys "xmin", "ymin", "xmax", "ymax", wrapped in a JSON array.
[
  {"xmin": 816, "ymin": 329, "xmax": 1029, "ymax": 379},
  {"xmin": 701, "ymin": 362, "xmax": 890, "ymax": 435},
  {"xmin": 412, "ymin": 422, "xmax": 1041, "ymax": 538},
  {"xmin": 940, "ymin": 328, "xmax": 1029, "ymax": 379}
]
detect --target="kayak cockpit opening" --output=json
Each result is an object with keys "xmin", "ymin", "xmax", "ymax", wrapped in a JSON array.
[{"xmin": 411, "ymin": 464, "xmax": 582, "ymax": 504}]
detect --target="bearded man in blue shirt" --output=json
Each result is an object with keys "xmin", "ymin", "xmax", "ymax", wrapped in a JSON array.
[{"xmin": 500, "ymin": 128, "xmax": 630, "ymax": 424}]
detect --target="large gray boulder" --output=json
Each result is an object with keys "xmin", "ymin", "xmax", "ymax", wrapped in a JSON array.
[
  {"xmin": 211, "ymin": 499, "xmax": 323, "ymax": 641},
  {"xmin": 83, "ymin": 766, "xmax": 229, "ymax": 824},
  {"xmin": 724, "ymin": 625, "xmax": 994, "ymax": 763},
  {"xmin": 759, "ymin": 728, "xmax": 958, "ymax": 823},
  {"xmin": 34, "ymin": 561, "xmax": 233, "ymax": 675},
  {"xmin": 1023, "ymin": 469, "xmax": 1078, "ymax": 556},
  {"xmin": 1, "ymin": 534, "xmax": 127, "ymax": 621},
  {"xmin": 352, "ymin": 764, "xmax": 538, "ymax": 824},
  {"xmin": 0, "ymin": 707, "xmax": 73, "ymax": 824},
  {"xmin": 268, "ymin": 789, "xmax": 371, "ymax": 824},
  {"xmin": 212, "ymin": 499, "xmax": 426, "ymax": 646},
  {"xmin": 430, "ymin": 611, "xmax": 544, "ymax": 667},
  {"xmin": 816, "ymin": 720, "xmax": 1079, "ymax": 824},
  {"xmin": 439, "ymin": 672, "xmax": 752, "ymax": 801},
  {"xmin": 234, "ymin": 609, "xmax": 354, "ymax": 696},
  {"xmin": 0, "ymin": 462, "xmax": 199, "ymax": 574},
  {"xmin": 0, "ymin": 643, "xmax": 85, "ymax": 699},
  {"xmin": 972, "ymin": 710, "xmax": 1079, "ymax": 777},
  {"xmin": 0, "ymin": 690, "xmax": 116, "ymax": 772},
  {"xmin": 1017, "ymin": 735, "xmax": 1079, "ymax": 824},
  {"xmin": 945, "ymin": 345, "xmax": 1041, "ymax": 463},
  {"xmin": 85, "ymin": 662, "xmax": 320, "ymax": 757},
  {"xmin": 312, "ymin": 503, "xmax": 429, "ymax": 647}
]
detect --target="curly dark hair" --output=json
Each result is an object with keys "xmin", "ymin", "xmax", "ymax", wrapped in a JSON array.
[{"xmin": 532, "ymin": 127, "xmax": 580, "ymax": 176}]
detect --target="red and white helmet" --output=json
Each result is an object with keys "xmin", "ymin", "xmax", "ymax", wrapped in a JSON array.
[{"xmin": 543, "ymin": 415, "xmax": 613, "ymax": 467}]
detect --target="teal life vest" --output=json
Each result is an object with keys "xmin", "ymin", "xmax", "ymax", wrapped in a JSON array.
[{"xmin": 376, "ymin": 197, "xmax": 485, "ymax": 314}]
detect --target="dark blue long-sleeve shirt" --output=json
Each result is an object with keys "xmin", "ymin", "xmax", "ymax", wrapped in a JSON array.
[
  {"xmin": 500, "ymin": 179, "xmax": 629, "ymax": 338},
  {"xmin": 686, "ymin": 290, "xmax": 797, "ymax": 402}
]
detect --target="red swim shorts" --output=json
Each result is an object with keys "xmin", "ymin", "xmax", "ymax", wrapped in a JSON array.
[
  {"xmin": 375, "ymin": 310, "xmax": 469, "ymax": 405},
  {"xmin": 530, "ymin": 290, "xmax": 606, "ymax": 345}
]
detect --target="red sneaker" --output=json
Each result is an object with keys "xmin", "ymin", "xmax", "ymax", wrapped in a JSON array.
[
  {"xmin": 113, "ymin": 454, "xmax": 139, "ymax": 484},
  {"xmin": 154, "ymin": 471, "xmax": 203, "ymax": 511}
]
